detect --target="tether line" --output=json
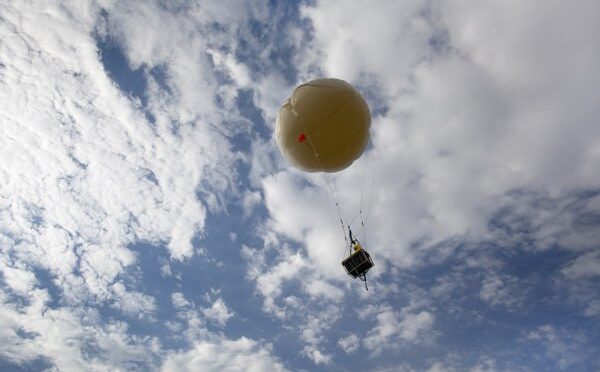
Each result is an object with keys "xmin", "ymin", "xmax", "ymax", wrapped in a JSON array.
[{"xmin": 300, "ymin": 122, "xmax": 349, "ymax": 248}]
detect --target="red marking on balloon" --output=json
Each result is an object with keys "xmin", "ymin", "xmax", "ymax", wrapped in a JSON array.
[{"xmin": 298, "ymin": 133, "xmax": 306, "ymax": 143}]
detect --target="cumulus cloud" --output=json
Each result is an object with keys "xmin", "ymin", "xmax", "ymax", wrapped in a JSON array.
[
  {"xmin": 479, "ymin": 272, "xmax": 527, "ymax": 311},
  {"xmin": 202, "ymin": 297, "xmax": 234, "ymax": 327},
  {"xmin": 469, "ymin": 358, "xmax": 498, "ymax": 372},
  {"xmin": 3, "ymin": 0, "xmax": 600, "ymax": 370},
  {"xmin": 524, "ymin": 325, "xmax": 598, "ymax": 371},
  {"xmin": 562, "ymin": 250, "xmax": 600, "ymax": 280},
  {"xmin": 424, "ymin": 357, "xmax": 502, "ymax": 372},
  {"xmin": 363, "ymin": 305, "xmax": 435, "ymax": 354},
  {"xmin": 303, "ymin": 277, "xmax": 345, "ymax": 302},
  {"xmin": 338, "ymin": 333, "xmax": 360, "ymax": 354},
  {"xmin": 161, "ymin": 337, "xmax": 287, "ymax": 372},
  {"xmin": 0, "ymin": 288, "xmax": 159, "ymax": 371},
  {"xmin": 110, "ymin": 281, "xmax": 157, "ymax": 318},
  {"xmin": 301, "ymin": 345, "xmax": 332, "ymax": 365},
  {"xmin": 299, "ymin": 305, "xmax": 339, "ymax": 364},
  {"xmin": 559, "ymin": 249, "xmax": 600, "ymax": 317},
  {"xmin": 242, "ymin": 240, "xmax": 309, "ymax": 318},
  {"xmin": 171, "ymin": 291, "xmax": 234, "ymax": 342},
  {"xmin": 300, "ymin": 0, "xmax": 429, "ymax": 88},
  {"xmin": 0, "ymin": 0, "xmax": 288, "ymax": 369},
  {"xmin": 0, "ymin": 0, "xmax": 236, "ymax": 315}
]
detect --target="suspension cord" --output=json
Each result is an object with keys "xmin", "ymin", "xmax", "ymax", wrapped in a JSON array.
[
  {"xmin": 303, "ymin": 126, "xmax": 372, "ymax": 293},
  {"xmin": 358, "ymin": 137, "xmax": 372, "ymax": 246},
  {"xmin": 297, "ymin": 104, "xmax": 372, "ymax": 258},
  {"xmin": 339, "ymin": 212, "xmax": 348, "ymax": 248},
  {"xmin": 336, "ymin": 137, "xmax": 373, "ymax": 243},
  {"xmin": 360, "ymin": 210, "xmax": 366, "ymax": 247},
  {"xmin": 301, "ymin": 127, "xmax": 349, "ymax": 247}
]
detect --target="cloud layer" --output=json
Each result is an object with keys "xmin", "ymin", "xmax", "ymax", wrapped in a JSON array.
[{"xmin": 1, "ymin": 0, "xmax": 599, "ymax": 371}]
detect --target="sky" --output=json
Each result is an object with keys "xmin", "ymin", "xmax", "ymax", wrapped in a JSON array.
[{"xmin": 1, "ymin": 0, "xmax": 599, "ymax": 371}]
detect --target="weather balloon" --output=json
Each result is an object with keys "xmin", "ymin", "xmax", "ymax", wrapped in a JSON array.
[
  {"xmin": 275, "ymin": 78, "xmax": 371, "ymax": 173},
  {"xmin": 275, "ymin": 78, "xmax": 375, "ymax": 290}
]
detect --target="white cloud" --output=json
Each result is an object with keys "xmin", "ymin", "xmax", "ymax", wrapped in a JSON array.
[
  {"xmin": 251, "ymin": 73, "xmax": 294, "ymax": 129},
  {"xmin": 209, "ymin": 49, "xmax": 252, "ymax": 88},
  {"xmin": 242, "ymin": 190, "xmax": 262, "ymax": 217},
  {"xmin": 168, "ymin": 292, "xmax": 288, "ymax": 371},
  {"xmin": 424, "ymin": 357, "xmax": 502, "ymax": 372},
  {"xmin": 202, "ymin": 297, "xmax": 234, "ymax": 327},
  {"xmin": 171, "ymin": 292, "xmax": 191, "ymax": 310},
  {"xmin": 241, "ymin": 235, "xmax": 347, "ymax": 367},
  {"xmin": 562, "ymin": 251, "xmax": 600, "ymax": 280},
  {"xmin": 0, "ymin": 288, "xmax": 159, "ymax": 371},
  {"xmin": 397, "ymin": 311, "xmax": 434, "ymax": 341},
  {"xmin": 427, "ymin": 362, "xmax": 456, "ymax": 372},
  {"xmin": 524, "ymin": 325, "xmax": 594, "ymax": 370},
  {"xmin": 0, "ymin": 0, "xmax": 236, "ymax": 320},
  {"xmin": 239, "ymin": 243, "xmax": 342, "ymax": 368},
  {"xmin": 479, "ymin": 272, "xmax": 526, "ymax": 311},
  {"xmin": 301, "ymin": 345, "xmax": 332, "ymax": 365},
  {"xmin": 363, "ymin": 306, "xmax": 435, "ymax": 354},
  {"xmin": 299, "ymin": 305, "xmax": 339, "ymax": 364},
  {"xmin": 469, "ymin": 357, "xmax": 498, "ymax": 372},
  {"xmin": 78, "ymin": 244, "xmax": 136, "ymax": 301},
  {"xmin": 253, "ymin": 248, "xmax": 307, "ymax": 317},
  {"xmin": 171, "ymin": 292, "xmax": 234, "ymax": 338},
  {"xmin": 300, "ymin": 0, "xmax": 428, "ymax": 88},
  {"xmin": 161, "ymin": 336, "xmax": 287, "ymax": 372},
  {"xmin": 3, "ymin": 0, "xmax": 600, "ymax": 370},
  {"xmin": 110, "ymin": 281, "xmax": 157, "ymax": 318},
  {"xmin": 303, "ymin": 277, "xmax": 344, "ymax": 302},
  {"xmin": 0, "ymin": 1, "xmax": 284, "ymax": 369},
  {"xmin": 338, "ymin": 333, "xmax": 360, "ymax": 354},
  {"xmin": 0, "ymin": 0, "xmax": 277, "ymax": 311},
  {"xmin": 0, "ymin": 260, "xmax": 38, "ymax": 296},
  {"xmin": 559, "ymin": 249, "xmax": 600, "ymax": 317}
]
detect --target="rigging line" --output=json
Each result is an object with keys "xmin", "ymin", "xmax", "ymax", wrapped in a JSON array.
[
  {"xmin": 340, "ymin": 213, "xmax": 349, "ymax": 251},
  {"xmin": 358, "ymin": 136, "xmax": 372, "ymax": 244},
  {"xmin": 342, "ymin": 136, "xmax": 373, "ymax": 243},
  {"xmin": 301, "ymin": 127, "xmax": 349, "ymax": 247},
  {"xmin": 361, "ymin": 170, "xmax": 376, "ymax": 248},
  {"xmin": 295, "ymin": 98, "xmax": 353, "ymax": 228},
  {"xmin": 363, "ymin": 167, "xmax": 376, "ymax": 225},
  {"xmin": 359, "ymin": 137, "xmax": 370, "ymax": 214},
  {"xmin": 339, "ymin": 137, "xmax": 373, "ymax": 239},
  {"xmin": 362, "ymin": 137, "xmax": 376, "ymax": 227},
  {"xmin": 348, "ymin": 210, "xmax": 361, "ymax": 227},
  {"xmin": 359, "ymin": 137, "xmax": 376, "ymax": 248},
  {"xmin": 361, "ymin": 209, "xmax": 367, "ymax": 247}
]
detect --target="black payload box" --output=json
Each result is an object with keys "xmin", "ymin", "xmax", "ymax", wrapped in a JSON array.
[{"xmin": 342, "ymin": 247, "xmax": 374, "ymax": 279}]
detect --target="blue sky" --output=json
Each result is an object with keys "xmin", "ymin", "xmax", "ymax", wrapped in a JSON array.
[{"xmin": 1, "ymin": 1, "xmax": 600, "ymax": 371}]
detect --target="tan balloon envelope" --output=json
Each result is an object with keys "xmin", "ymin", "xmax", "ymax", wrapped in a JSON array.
[{"xmin": 276, "ymin": 78, "xmax": 371, "ymax": 172}]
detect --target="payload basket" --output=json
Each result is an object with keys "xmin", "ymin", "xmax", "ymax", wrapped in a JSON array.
[{"xmin": 341, "ymin": 244, "xmax": 374, "ymax": 290}]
